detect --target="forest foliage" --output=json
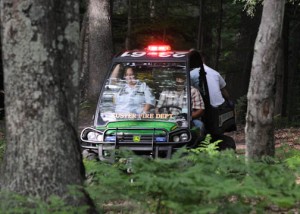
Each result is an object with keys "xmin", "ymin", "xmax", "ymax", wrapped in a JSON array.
[
  {"xmin": 1, "ymin": 0, "xmax": 300, "ymax": 212},
  {"xmin": 83, "ymin": 137, "xmax": 300, "ymax": 213},
  {"xmin": 1, "ymin": 136, "xmax": 300, "ymax": 213}
]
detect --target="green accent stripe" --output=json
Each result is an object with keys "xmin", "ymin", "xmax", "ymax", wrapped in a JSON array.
[{"xmin": 97, "ymin": 120, "xmax": 177, "ymax": 132}]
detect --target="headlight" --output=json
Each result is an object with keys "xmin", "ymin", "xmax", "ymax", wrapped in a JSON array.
[
  {"xmin": 87, "ymin": 132, "xmax": 103, "ymax": 141},
  {"xmin": 180, "ymin": 133, "xmax": 188, "ymax": 141},
  {"xmin": 173, "ymin": 135, "xmax": 180, "ymax": 142},
  {"xmin": 172, "ymin": 133, "xmax": 189, "ymax": 142}
]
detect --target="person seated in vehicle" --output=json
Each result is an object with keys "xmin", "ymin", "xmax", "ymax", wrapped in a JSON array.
[
  {"xmin": 155, "ymin": 73, "xmax": 205, "ymax": 132},
  {"xmin": 114, "ymin": 66, "xmax": 155, "ymax": 114}
]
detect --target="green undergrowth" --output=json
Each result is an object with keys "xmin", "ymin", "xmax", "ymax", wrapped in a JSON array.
[
  {"xmin": 1, "ymin": 135, "xmax": 300, "ymax": 213},
  {"xmin": 0, "ymin": 191, "xmax": 90, "ymax": 214},
  {"xmin": 84, "ymin": 137, "xmax": 300, "ymax": 213}
]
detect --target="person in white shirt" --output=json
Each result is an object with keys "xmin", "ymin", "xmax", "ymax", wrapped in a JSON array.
[
  {"xmin": 114, "ymin": 67, "xmax": 155, "ymax": 114},
  {"xmin": 190, "ymin": 52, "xmax": 232, "ymax": 108},
  {"xmin": 190, "ymin": 64, "xmax": 231, "ymax": 107}
]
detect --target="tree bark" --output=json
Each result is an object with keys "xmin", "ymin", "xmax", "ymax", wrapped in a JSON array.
[
  {"xmin": 87, "ymin": 0, "xmax": 113, "ymax": 102},
  {"xmin": 125, "ymin": 0, "xmax": 132, "ymax": 50},
  {"xmin": 214, "ymin": 0, "xmax": 223, "ymax": 70},
  {"xmin": 0, "ymin": 0, "xmax": 94, "ymax": 208},
  {"xmin": 274, "ymin": 40, "xmax": 284, "ymax": 115},
  {"xmin": 245, "ymin": 0, "xmax": 285, "ymax": 160},
  {"xmin": 196, "ymin": 0, "xmax": 204, "ymax": 50},
  {"xmin": 80, "ymin": 12, "xmax": 90, "ymax": 102}
]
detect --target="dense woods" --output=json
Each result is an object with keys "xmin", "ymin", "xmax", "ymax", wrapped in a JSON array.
[
  {"xmin": 79, "ymin": 0, "xmax": 300, "ymax": 157},
  {"xmin": 108, "ymin": 0, "xmax": 300, "ymax": 120},
  {"xmin": 0, "ymin": 0, "xmax": 300, "ymax": 212}
]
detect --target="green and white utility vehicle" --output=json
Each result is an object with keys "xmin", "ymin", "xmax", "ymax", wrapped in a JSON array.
[{"xmin": 80, "ymin": 45, "xmax": 236, "ymax": 161}]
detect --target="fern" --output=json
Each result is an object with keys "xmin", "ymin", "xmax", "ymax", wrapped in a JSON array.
[
  {"xmin": 186, "ymin": 134, "xmax": 221, "ymax": 162},
  {"xmin": 84, "ymin": 146, "xmax": 300, "ymax": 213}
]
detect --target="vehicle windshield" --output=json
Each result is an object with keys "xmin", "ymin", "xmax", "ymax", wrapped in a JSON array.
[{"xmin": 96, "ymin": 62, "xmax": 189, "ymax": 126}]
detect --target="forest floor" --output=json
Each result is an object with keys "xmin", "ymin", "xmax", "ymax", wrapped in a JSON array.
[{"xmin": 227, "ymin": 125, "xmax": 300, "ymax": 154}]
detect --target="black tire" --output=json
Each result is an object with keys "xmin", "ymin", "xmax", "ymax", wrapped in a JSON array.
[{"xmin": 211, "ymin": 134, "xmax": 236, "ymax": 151}]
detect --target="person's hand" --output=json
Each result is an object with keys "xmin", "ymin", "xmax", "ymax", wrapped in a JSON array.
[{"xmin": 177, "ymin": 113, "xmax": 187, "ymax": 119}]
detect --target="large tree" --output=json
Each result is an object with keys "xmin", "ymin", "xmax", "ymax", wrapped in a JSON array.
[
  {"xmin": 245, "ymin": 0, "xmax": 286, "ymax": 159},
  {"xmin": 0, "ymin": 0, "xmax": 94, "ymax": 208}
]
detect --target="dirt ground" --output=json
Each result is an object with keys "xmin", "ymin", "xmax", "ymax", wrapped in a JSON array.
[{"xmin": 227, "ymin": 125, "xmax": 300, "ymax": 153}]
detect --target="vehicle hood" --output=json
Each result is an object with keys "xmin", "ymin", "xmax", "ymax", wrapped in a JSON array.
[{"xmin": 98, "ymin": 120, "xmax": 178, "ymax": 132}]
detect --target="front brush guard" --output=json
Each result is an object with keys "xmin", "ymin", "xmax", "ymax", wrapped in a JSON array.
[{"xmin": 80, "ymin": 127, "xmax": 190, "ymax": 161}]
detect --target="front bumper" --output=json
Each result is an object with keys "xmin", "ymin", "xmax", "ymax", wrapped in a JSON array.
[{"xmin": 80, "ymin": 127, "xmax": 191, "ymax": 160}]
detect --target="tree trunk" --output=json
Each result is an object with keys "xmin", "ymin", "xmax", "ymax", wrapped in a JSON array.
[
  {"xmin": 87, "ymin": 0, "xmax": 113, "ymax": 102},
  {"xmin": 125, "ymin": 0, "xmax": 132, "ymax": 50},
  {"xmin": 214, "ymin": 0, "xmax": 223, "ymax": 70},
  {"xmin": 80, "ymin": 12, "xmax": 90, "ymax": 102},
  {"xmin": 196, "ymin": 0, "xmax": 204, "ymax": 50},
  {"xmin": 245, "ymin": 0, "xmax": 285, "ymax": 160},
  {"xmin": 162, "ymin": 0, "xmax": 169, "ymax": 42},
  {"xmin": 149, "ymin": 0, "xmax": 155, "ymax": 18},
  {"xmin": 274, "ymin": 40, "xmax": 284, "ymax": 115},
  {"xmin": 0, "ymin": 0, "xmax": 94, "ymax": 208}
]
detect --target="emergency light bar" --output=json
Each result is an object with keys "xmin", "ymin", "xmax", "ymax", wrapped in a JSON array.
[{"xmin": 147, "ymin": 45, "xmax": 171, "ymax": 52}]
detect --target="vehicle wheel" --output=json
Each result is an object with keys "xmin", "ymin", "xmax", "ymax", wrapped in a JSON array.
[
  {"xmin": 82, "ymin": 149, "xmax": 98, "ymax": 160},
  {"xmin": 211, "ymin": 134, "xmax": 236, "ymax": 151}
]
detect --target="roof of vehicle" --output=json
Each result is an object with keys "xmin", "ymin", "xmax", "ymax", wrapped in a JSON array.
[{"xmin": 112, "ymin": 49, "xmax": 191, "ymax": 63}]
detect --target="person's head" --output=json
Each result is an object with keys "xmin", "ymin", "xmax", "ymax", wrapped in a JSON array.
[
  {"xmin": 174, "ymin": 73, "xmax": 186, "ymax": 91},
  {"xmin": 199, "ymin": 51, "xmax": 208, "ymax": 65},
  {"xmin": 124, "ymin": 67, "xmax": 137, "ymax": 85},
  {"xmin": 189, "ymin": 49, "xmax": 203, "ymax": 69}
]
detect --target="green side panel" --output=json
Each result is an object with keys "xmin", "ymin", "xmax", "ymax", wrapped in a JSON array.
[{"xmin": 96, "ymin": 120, "xmax": 177, "ymax": 132}]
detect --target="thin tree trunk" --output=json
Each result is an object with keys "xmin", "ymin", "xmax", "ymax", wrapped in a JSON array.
[
  {"xmin": 245, "ymin": 0, "xmax": 285, "ymax": 160},
  {"xmin": 87, "ymin": 0, "xmax": 113, "ymax": 102},
  {"xmin": 150, "ymin": 0, "xmax": 155, "ymax": 18},
  {"xmin": 162, "ymin": 0, "xmax": 169, "ymax": 42},
  {"xmin": 125, "ymin": 0, "xmax": 132, "ymax": 50},
  {"xmin": 215, "ymin": 0, "xmax": 223, "ymax": 70},
  {"xmin": 197, "ymin": 0, "xmax": 204, "ymax": 50}
]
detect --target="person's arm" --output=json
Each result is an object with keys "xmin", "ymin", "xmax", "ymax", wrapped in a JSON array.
[
  {"xmin": 110, "ymin": 64, "xmax": 121, "ymax": 85},
  {"xmin": 221, "ymin": 86, "xmax": 235, "ymax": 108},
  {"xmin": 143, "ymin": 104, "xmax": 152, "ymax": 113},
  {"xmin": 221, "ymin": 87, "xmax": 230, "ymax": 100},
  {"xmin": 192, "ymin": 108, "xmax": 204, "ymax": 119},
  {"xmin": 142, "ymin": 83, "xmax": 156, "ymax": 113},
  {"xmin": 191, "ymin": 87, "xmax": 205, "ymax": 118},
  {"xmin": 155, "ymin": 90, "xmax": 167, "ymax": 113}
]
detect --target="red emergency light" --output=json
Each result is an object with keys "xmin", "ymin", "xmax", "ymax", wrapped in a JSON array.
[{"xmin": 147, "ymin": 45, "xmax": 171, "ymax": 52}]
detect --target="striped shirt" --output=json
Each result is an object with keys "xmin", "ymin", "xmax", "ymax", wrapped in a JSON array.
[{"xmin": 156, "ymin": 86, "xmax": 204, "ymax": 115}]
